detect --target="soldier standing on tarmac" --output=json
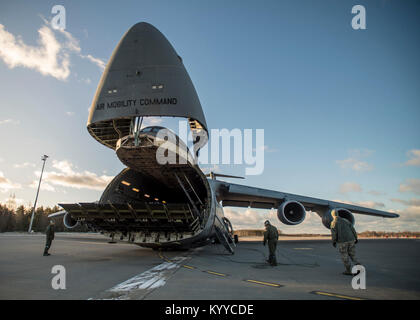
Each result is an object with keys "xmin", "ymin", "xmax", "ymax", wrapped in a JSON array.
[
  {"xmin": 330, "ymin": 210, "xmax": 361, "ymax": 275},
  {"xmin": 43, "ymin": 220, "xmax": 55, "ymax": 256},
  {"xmin": 263, "ymin": 220, "xmax": 279, "ymax": 266}
]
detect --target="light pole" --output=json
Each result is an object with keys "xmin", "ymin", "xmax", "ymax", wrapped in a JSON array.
[{"xmin": 28, "ymin": 155, "xmax": 49, "ymax": 233}]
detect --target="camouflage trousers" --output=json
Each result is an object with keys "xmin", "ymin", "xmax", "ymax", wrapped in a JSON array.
[
  {"xmin": 44, "ymin": 238, "xmax": 53, "ymax": 254},
  {"xmin": 267, "ymin": 241, "xmax": 278, "ymax": 266},
  {"xmin": 337, "ymin": 241, "xmax": 359, "ymax": 272}
]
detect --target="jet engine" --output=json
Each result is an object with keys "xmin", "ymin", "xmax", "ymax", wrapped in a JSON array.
[
  {"xmin": 277, "ymin": 201, "xmax": 306, "ymax": 225},
  {"xmin": 63, "ymin": 212, "xmax": 79, "ymax": 229},
  {"xmin": 322, "ymin": 208, "xmax": 355, "ymax": 229}
]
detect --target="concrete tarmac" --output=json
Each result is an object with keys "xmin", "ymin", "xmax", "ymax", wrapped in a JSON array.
[{"xmin": 0, "ymin": 233, "xmax": 419, "ymax": 300}]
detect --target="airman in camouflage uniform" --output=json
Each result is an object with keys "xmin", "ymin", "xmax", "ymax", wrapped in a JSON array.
[
  {"xmin": 330, "ymin": 210, "xmax": 360, "ymax": 275},
  {"xmin": 43, "ymin": 220, "xmax": 55, "ymax": 256},
  {"xmin": 263, "ymin": 220, "xmax": 279, "ymax": 266}
]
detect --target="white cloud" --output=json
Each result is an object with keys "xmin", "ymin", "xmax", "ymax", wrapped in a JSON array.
[
  {"xmin": 339, "ymin": 182, "xmax": 362, "ymax": 193},
  {"xmin": 0, "ymin": 119, "xmax": 20, "ymax": 125},
  {"xmin": 13, "ymin": 162, "xmax": 36, "ymax": 168},
  {"xmin": 356, "ymin": 200, "xmax": 385, "ymax": 209},
  {"xmin": 402, "ymin": 205, "xmax": 420, "ymax": 216},
  {"xmin": 56, "ymin": 26, "xmax": 81, "ymax": 54},
  {"xmin": 405, "ymin": 149, "xmax": 420, "ymax": 166},
  {"xmin": 28, "ymin": 180, "xmax": 56, "ymax": 192},
  {"xmin": 65, "ymin": 111, "xmax": 74, "ymax": 116},
  {"xmin": 399, "ymin": 178, "xmax": 420, "ymax": 195},
  {"xmin": 0, "ymin": 171, "xmax": 21, "ymax": 193},
  {"xmin": 34, "ymin": 160, "xmax": 113, "ymax": 191},
  {"xmin": 0, "ymin": 20, "xmax": 106, "ymax": 81},
  {"xmin": 333, "ymin": 199, "xmax": 385, "ymax": 210},
  {"xmin": 385, "ymin": 205, "xmax": 420, "ymax": 224},
  {"xmin": 391, "ymin": 198, "xmax": 420, "ymax": 207},
  {"xmin": 336, "ymin": 149, "xmax": 374, "ymax": 172},
  {"xmin": 224, "ymin": 207, "xmax": 278, "ymax": 230},
  {"xmin": 80, "ymin": 54, "xmax": 106, "ymax": 70},
  {"xmin": 52, "ymin": 160, "xmax": 73, "ymax": 174},
  {"xmin": 336, "ymin": 158, "xmax": 373, "ymax": 172},
  {"xmin": 0, "ymin": 24, "xmax": 73, "ymax": 80}
]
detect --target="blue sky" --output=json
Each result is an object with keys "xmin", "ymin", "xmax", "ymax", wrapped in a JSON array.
[{"xmin": 0, "ymin": 0, "xmax": 419, "ymax": 233}]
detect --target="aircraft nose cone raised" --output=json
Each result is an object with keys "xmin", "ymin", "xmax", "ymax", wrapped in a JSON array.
[
  {"xmin": 87, "ymin": 22, "xmax": 208, "ymax": 150},
  {"xmin": 110, "ymin": 22, "xmax": 182, "ymax": 70}
]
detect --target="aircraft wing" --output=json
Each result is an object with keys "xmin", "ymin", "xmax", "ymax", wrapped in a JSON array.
[{"xmin": 209, "ymin": 180, "xmax": 399, "ymax": 219}]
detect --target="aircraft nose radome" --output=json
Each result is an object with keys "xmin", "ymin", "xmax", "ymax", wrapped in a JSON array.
[
  {"xmin": 127, "ymin": 22, "xmax": 160, "ymax": 34},
  {"xmin": 109, "ymin": 21, "xmax": 181, "ymax": 70}
]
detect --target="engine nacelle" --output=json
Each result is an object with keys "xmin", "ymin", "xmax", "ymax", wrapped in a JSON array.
[
  {"xmin": 277, "ymin": 201, "xmax": 306, "ymax": 225},
  {"xmin": 63, "ymin": 212, "xmax": 79, "ymax": 229},
  {"xmin": 322, "ymin": 208, "xmax": 355, "ymax": 229}
]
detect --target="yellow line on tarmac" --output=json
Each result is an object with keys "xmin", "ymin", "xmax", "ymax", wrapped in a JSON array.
[
  {"xmin": 182, "ymin": 265, "xmax": 196, "ymax": 270},
  {"xmin": 313, "ymin": 291, "xmax": 365, "ymax": 300},
  {"xmin": 205, "ymin": 270, "xmax": 227, "ymax": 277},
  {"xmin": 158, "ymin": 252, "xmax": 171, "ymax": 263},
  {"xmin": 245, "ymin": 279, "xmax": 282, "ymax": 287}
]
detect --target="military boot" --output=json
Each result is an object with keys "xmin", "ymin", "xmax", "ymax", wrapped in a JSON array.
[{"xmin": 271, "ymin": 257, "xmax": 278, "ymax": 266}]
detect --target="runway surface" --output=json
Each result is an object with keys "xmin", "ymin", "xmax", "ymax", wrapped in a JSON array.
[{"xmin": 0, "ymin": 233, "xmax": 419, "ymax": 300}]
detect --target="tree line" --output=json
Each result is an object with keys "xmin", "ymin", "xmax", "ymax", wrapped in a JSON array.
[{"xmin": 0, "ymin": 204, "xmax": 88, "ymax": 233}]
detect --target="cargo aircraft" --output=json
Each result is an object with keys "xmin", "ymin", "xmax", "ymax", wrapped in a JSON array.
[{"xmin": 50, "ymin": 23, "xmax": 398, "ymax": 253}]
